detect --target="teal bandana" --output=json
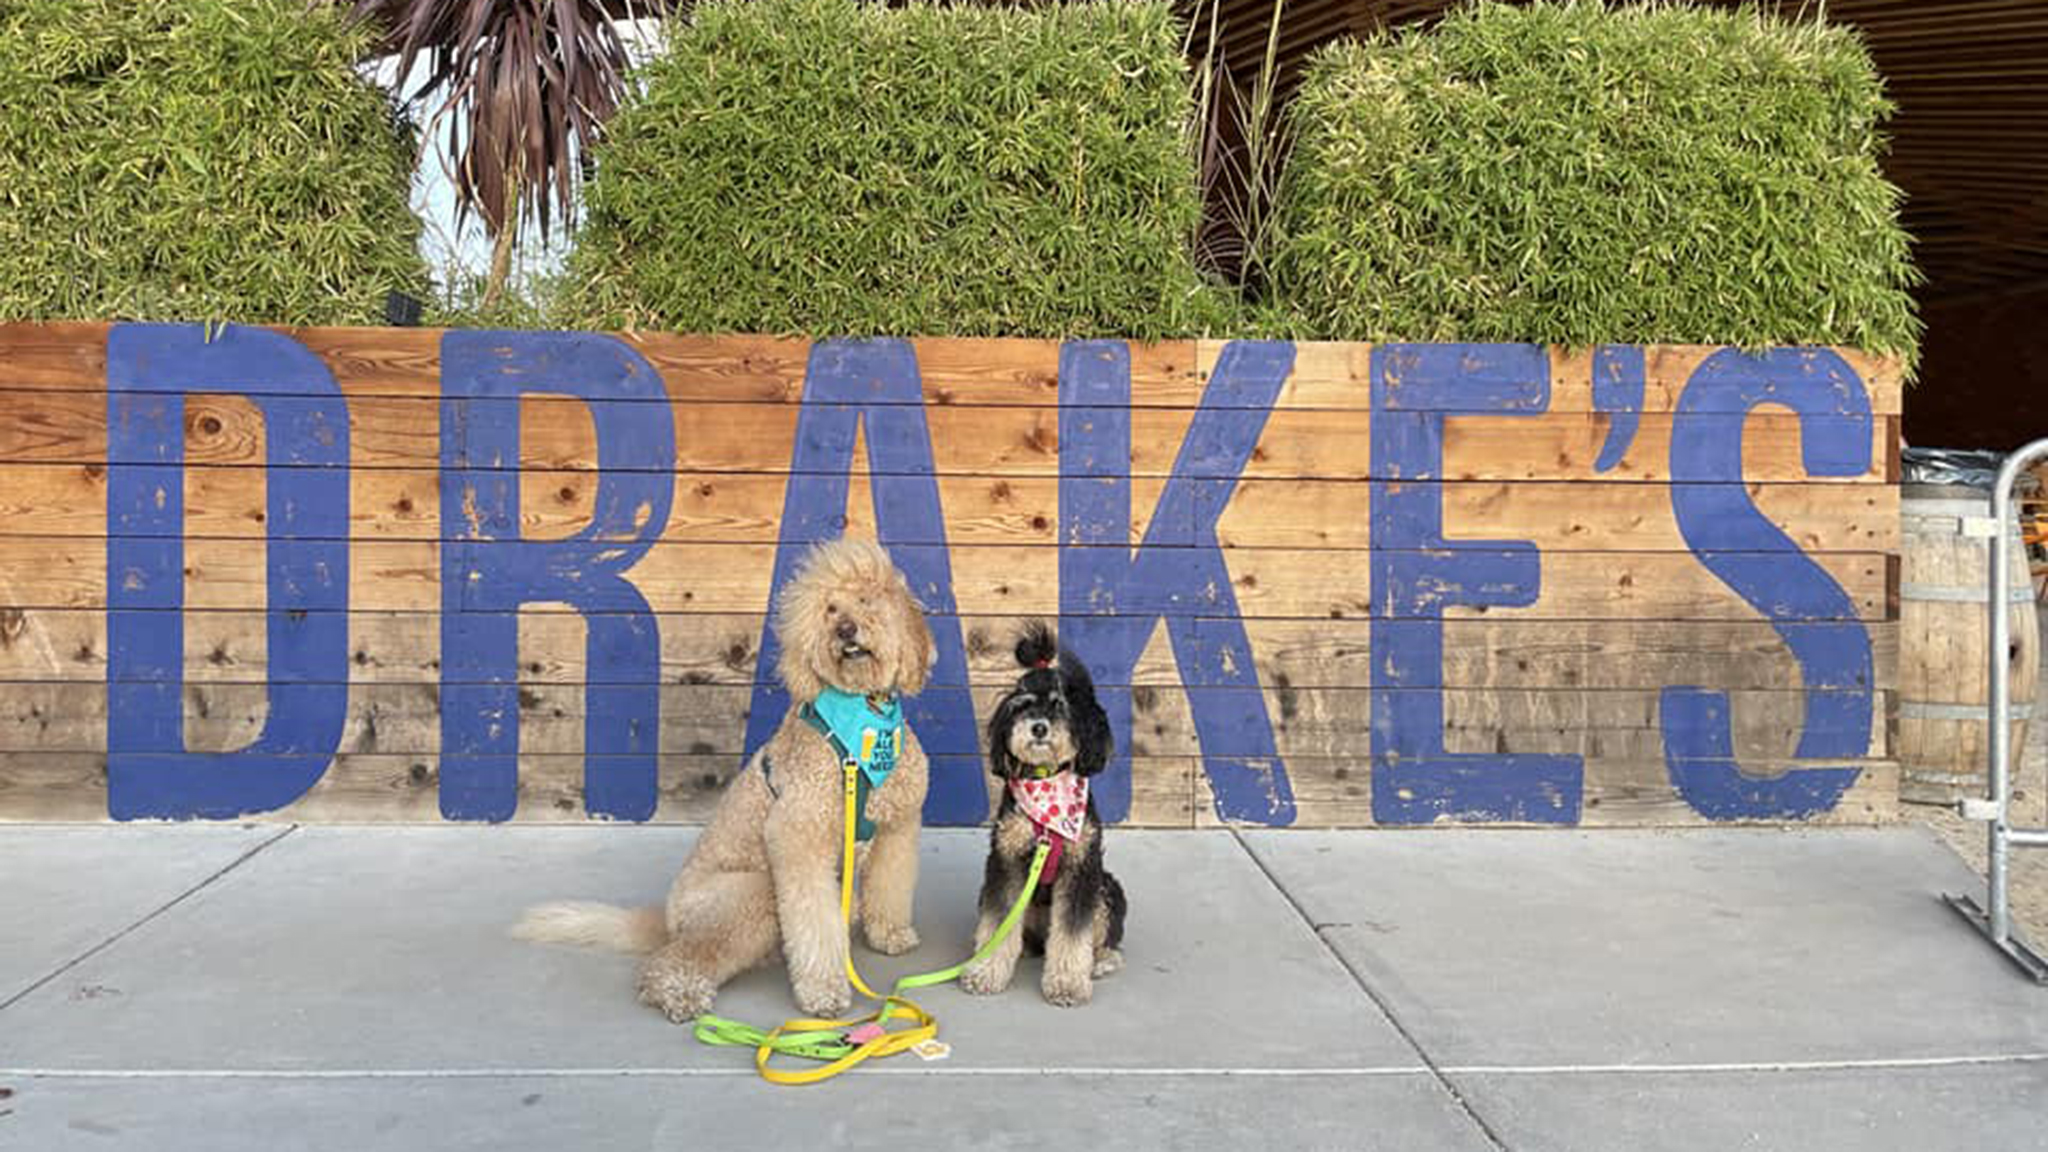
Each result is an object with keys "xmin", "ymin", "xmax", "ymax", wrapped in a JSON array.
[{"xmin": 800, "ymin": 688, "xmax": 903, "ymax": 842}]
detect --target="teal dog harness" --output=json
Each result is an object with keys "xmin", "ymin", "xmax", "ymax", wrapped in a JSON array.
[{"xmin": 799, "ymin": 689, "xmax": 904, "ymax": 842}]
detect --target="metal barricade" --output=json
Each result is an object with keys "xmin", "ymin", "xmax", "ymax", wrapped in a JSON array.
[{"xmin": 1945, "ymin": 438, "xmax": 2048, "ymax": 982}]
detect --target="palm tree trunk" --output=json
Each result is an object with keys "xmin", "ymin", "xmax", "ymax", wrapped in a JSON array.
[{"xmin": 481, "ymin": 213, "xmax": 518, "ymax": 311}]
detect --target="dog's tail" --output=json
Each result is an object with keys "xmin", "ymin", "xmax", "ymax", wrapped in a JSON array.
[
  {"xmin": 509, "ymin": 901, "xmax": 668, "ymax": 956},
  {"xmin": 1015, "ymin": 619, "xmax": 1059, "ymax": 670}
]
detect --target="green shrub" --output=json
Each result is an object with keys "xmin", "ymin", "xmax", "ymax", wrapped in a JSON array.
[
  {"xmin": 0, "ymin": 0, "xmax": 428, "ymax": 325},
  {"xmin": 1268, "ymin": 0, "xmax": 1921, "ymax": 368},
  {"xmin": 570, "ymin": 0, "xmax": 1231, "ymax": 338}
]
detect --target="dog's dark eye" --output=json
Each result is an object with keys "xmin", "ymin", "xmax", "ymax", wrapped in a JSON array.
[{"xmin": 827, "ymin": 604, "xmax": 838, "ymax": 615}]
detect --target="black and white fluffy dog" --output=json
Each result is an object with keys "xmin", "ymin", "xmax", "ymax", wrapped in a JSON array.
[{"xmin": 959, "ymin": 621, "xmax": 1127, "ymax": 1007}]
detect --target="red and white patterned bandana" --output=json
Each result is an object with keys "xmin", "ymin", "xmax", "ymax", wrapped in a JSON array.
[{"xmin": 1009, "ymin": 771, "xmax": 1088, "ymax": 843}]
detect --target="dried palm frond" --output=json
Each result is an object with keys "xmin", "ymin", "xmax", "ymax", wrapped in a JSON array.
[{"xmin": 343, "ymin": 0, "xmax": 658, "ymax": 242}]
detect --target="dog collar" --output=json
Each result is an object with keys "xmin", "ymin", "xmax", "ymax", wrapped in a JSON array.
[{"xmin": 802, "ymin": 689, "xmax": 904, "ymax": 842}]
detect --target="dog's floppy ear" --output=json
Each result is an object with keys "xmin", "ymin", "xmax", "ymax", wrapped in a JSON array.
[
  {"xmin": 772, "ymin": 572, "xmax": 827, "ymax": 704},
  {"xmin": 1066, "ymin": 657, "xmax": 1116, "ymax": 778},
  {"xmin": 984, "ymin": 696, "xmax": 1014, "ymax": 779},
  {"xmin": 896, "ymin": 592, "xmax": 937, "ymax": 696}
]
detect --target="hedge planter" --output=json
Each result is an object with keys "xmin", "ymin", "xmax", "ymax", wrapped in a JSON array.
[{"xmin": 0, "ymin": 323, "xmax": 1900, "ymax": 827}]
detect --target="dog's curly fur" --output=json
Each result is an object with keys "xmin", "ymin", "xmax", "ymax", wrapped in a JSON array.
[
  {"xmin": 960, "ymin": 621, "xmax": 1126, "ymax": 1007},
  {"xmin": 510, "ymin": 537, "xmax": 936, "ymax": 1022}
]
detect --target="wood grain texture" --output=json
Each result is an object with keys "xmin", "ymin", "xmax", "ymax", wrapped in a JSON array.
[
  {"xmin": 0, "ymin": 463, "xmax": 1901, "ymax": 553},
  {"xmin": 0, "ymin": 750, "xmax": 1196, "ymax": 826},
  {"xmin": 0, "ymin": 610, "xmax": 1899, "ymax": 691},
  {"xmin": 0, "ymin": 535, "xmax": 1892, "ymax": 619},
  {"xmin": 0, "ymin": 747, "xmax": 1889, "ymax": 827},
  {"xmin": 0, "ymin": 462, "xmax": 1902, "ymax": 553},
  {"xmin": 0, "ymin": 389, "xmax": 1895, "ymax": 483},
  {"xmin": 0, "ymin": 323, "xmax": 1904, "ymax": 827},
  {"xmin": 1192, "ymin": 755, "xmax": 1899, "ymax": 828},
  {"xmin": 0, "ymin": 680, "xmax": 1888, "ymax": 762},
  {"xmin": 0, "ymin": 324, "xmax": 1904, "ymax": 414}
]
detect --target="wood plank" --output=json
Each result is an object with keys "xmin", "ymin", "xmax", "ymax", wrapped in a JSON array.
[
  {"xmin": 0, "ymin": 323, "xmax": 1904, "ymax": 414},
  {"xmin": 0, "ymin": 611, "xmax": 1903, "ymax": 692},
  {"xmin": 0, "ymin": 390, "xmax": 1897, "ymax": 483},
  {"xmin": 0, "ymin": 323, "xmax": 1907, "ymax": 829},
  {"xmin": 1192, "ymin": 755, "xmax": 1899, "ymax": 828},
  {"xmin": 1196, "ymin": 341, "xmax": 1903, "ymax": 416},
  {"xmin": 0, "ymin": 751, "xmax": 1195, "ymax": 826},
  {"xmin": 0, "ymin": 682, "xmax": 1886, "ymax": 767},
  {"xmin": 0, "ymin": 462, "xmax": 1902, "ymax": 553},
  {"xmin": 0, "ymin": 536, "xmax": 1894, "ymax": 619},
  {"xmin": 0, "ymin": 747, "xmax": 1890, "ymax": 827}
]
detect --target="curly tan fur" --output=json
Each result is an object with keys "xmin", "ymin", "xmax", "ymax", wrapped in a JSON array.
[{"xmin": 511, "ymin": 537, "xmax": 935, "ymax": 1022}]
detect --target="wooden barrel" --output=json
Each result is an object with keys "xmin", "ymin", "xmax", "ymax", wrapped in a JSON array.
[{"xmin": 1897, "ymin": 485, "xmax": 2042, "ymax": 805}]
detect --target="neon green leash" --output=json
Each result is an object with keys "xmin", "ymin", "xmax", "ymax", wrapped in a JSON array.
[{"xmin": 692, "ymin": 835, "xmax": 1051, "ymax": 1066}]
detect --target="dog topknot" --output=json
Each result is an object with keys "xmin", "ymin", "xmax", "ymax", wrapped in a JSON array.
[{"xmin": 1015, "ymin": 620, "xmax": 1059, "ymax": 671}]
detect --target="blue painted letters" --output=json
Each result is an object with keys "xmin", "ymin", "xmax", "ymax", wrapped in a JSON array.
[
  {"xmin": 106, "ymin": 324, "xmax": 351, "ymax": 819},
  {"xmin": 1058, "ymin": 340, "xmax": 1297, "ymax": 825},
  {"xmin": 1661, "ymin": 348, "xmax": 1873, "ymax": 819},
  {"xmin": 438, "ymin": 332, "xmax": 674, "ymax": 821},
  {"xmin": 93, "ymin": 324, "xmax": 1885, "ymax": 827},
  {"xmin": 742, "ymin": 340, "xmax": 985, "ymax": 824},
  {"xmin": 1369, "ymin": 344, "xmax": 1585, "ymax": 824}
]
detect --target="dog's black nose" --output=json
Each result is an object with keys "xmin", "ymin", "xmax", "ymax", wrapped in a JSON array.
[
  {"xmin": 1030, "ymin": 720, "xmax": 1050, "ymax": 740},
  {"xmin": 835, "ymin": 619, "xmax": 859, "ymax": 642}
]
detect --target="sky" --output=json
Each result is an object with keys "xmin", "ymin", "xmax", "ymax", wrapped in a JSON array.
[{"xmin": 363, "ymin": 17, "xmax": 670, "ymax": 287}]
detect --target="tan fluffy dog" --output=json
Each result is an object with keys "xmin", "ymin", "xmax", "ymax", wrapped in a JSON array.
[{"xmin": 511, "ymin": 537, "xmax": 935, "ymax": 1022}]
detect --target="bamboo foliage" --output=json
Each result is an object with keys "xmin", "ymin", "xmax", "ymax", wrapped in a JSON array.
[
  {"xmin": 0, "ymin": 0, "xmax": 428, "ymax": 325},
  {"xmin": 566, "ymin": 0, "xmax": 1234, "ymax": 338},
  {"xmin": 1266, "ymin": 0, "xmax": 1924, "ymax": 367}
]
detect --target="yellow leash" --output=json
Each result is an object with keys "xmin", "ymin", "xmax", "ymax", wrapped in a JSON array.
[{"xmin": 704, "ymin": 761, "xmax": 1049, "ymax": 1086}]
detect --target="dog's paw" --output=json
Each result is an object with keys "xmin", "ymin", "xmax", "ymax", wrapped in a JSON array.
[
  {"xmin": 1041, "ymin": 969, "xmax": 1093, "ymax": 1008},
  {"xmin": 1091, "ymin": 948, "xmax": 1124, "ymax": 979},
  {"xmin": 959, "ymin": 957, "xmax": 1015, "ymax": 997},
  {"xmin": 865, "ymin": 922, "xmax": 920, "ymax": 956},
  {"xmin": 637, "ymin": 965, "xmax": 715, "ymax": 1024},
  {"xmin": 795, "ymin": 977, "xmax": 853, "ymax": 1018}
]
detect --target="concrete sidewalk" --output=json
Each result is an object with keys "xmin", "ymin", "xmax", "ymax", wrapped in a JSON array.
[{"xmin": 3, "ymin": 825, "xmax": 2045, "ymax": 1151}]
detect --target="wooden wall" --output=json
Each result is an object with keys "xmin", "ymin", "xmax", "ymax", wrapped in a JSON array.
[{"xmin": 0, "ymin": 322, "xmax": 1902, "ymax": 827}]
